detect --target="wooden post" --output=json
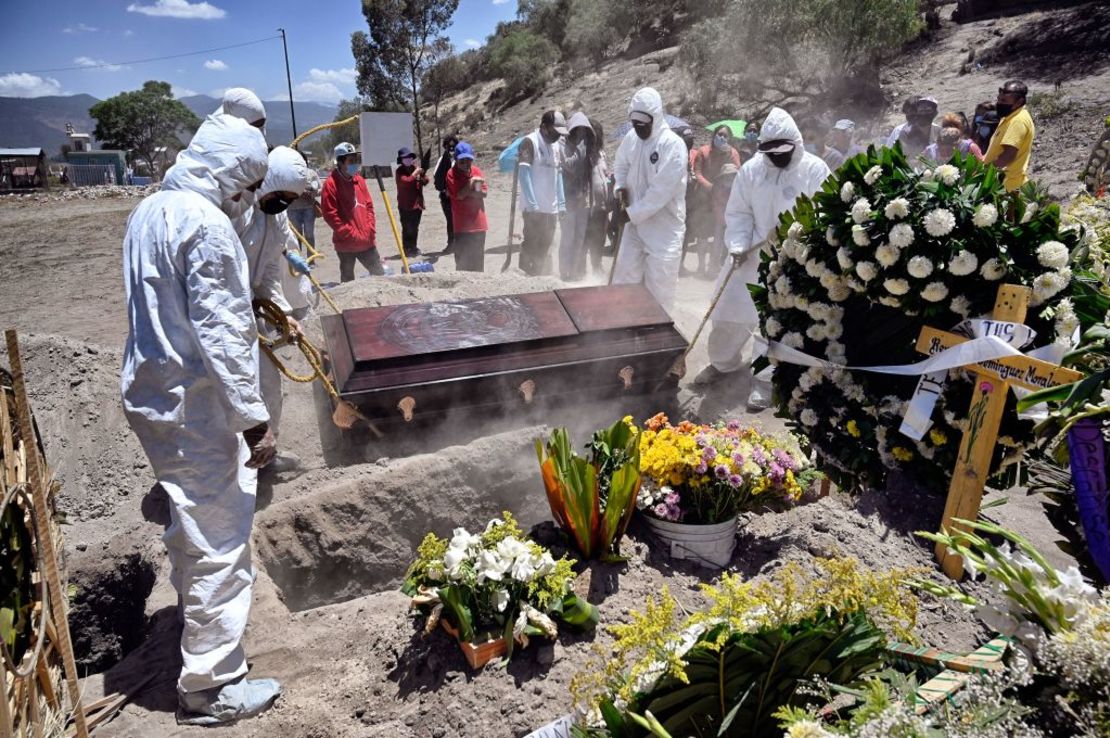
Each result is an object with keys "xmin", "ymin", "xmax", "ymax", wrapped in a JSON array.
[
  {"xmin": 4, "ymin": 332, "xmax": 88, "ymax": 738},
  {"xmin": 912, "ymin": 285, "xmax": 1083, "ymax": 579}
]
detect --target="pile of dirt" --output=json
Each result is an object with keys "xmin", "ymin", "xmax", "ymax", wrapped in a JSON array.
[{"xmin": 1, "ymin": 184, "xmax": 158, "ymax": 204}]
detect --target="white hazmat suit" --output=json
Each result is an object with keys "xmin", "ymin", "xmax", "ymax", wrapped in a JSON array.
[
  {"xmin": 221, "ymin": 87, "xmax": 266, "ymax": 127},
  {"xmin": 708, "ymin": 108, "xmax": 830, "ymax": 399},
  {"xmin": 121, "ymin": 112, "xmax": 269, "ymax": 697},
  {"xmin": 612, "ymin": 88, "xmax": 687, "ymax": 313},
  {"xmin": 229, "ymin": 146, "xmax": 310, "ymax": 440}
]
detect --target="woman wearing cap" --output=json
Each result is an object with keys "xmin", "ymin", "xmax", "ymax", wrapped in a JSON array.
[
  {"xmin": 395, "ymin": 147, "xmax": 427, "ymax": 258},
  {"xmin": 924, "ymin": 112, "xmax": 985, "ymax": 164},
  {"xmin": 445, "ymin": 142, "xmax": 489, "ymax": 272},
  {"xmin": 690, "ymin": 124, "xmax": 742, "ymax": 278},
  {"xmin": 320, "ymin": 142, "xmax": 383, "ymax": 281}
]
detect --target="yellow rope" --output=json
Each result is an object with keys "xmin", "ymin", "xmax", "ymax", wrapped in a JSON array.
[
  {"xmin": 253, "ymin": 298, "xmax": 335, "ymax": 390},
  {"xmin": 290, "ymin": 114, "xmax": 359, "ymax": 150},
  {"xmin": 285, "ymin": 221, "xmax": 341, "ymax": 315}
]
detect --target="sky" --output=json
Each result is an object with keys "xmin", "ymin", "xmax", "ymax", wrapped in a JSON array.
[{"xmin": 0, "ymin": 0, "xmax": 517, "ymax": 105}]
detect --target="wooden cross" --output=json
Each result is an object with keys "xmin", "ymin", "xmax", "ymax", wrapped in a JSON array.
[{"xmin": 913, "ymin": 285, "xmax": 1084, "ymax": 579}]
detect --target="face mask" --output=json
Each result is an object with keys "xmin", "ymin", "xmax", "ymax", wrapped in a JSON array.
[
  {"xmin": 713, "ymin": 134, "xmax": 729, "ymax": 151},
  {"xmin": 978, "ymin": 125, "xmax": 993, "ymax": 139},
  {"xmin": 260, "ymin": 194, "xmax": 294, "ymax": 215},
  {"xmin": 765, "ymin": 149, "xmax": 795, "ymax": 169},
  {"xmin": 346, "ymin": 162, "xmax": 360, "ymax": 176},
  {"xmin": 632, "ymin": 122, "xmax": 652, "ymax": 140},
  {"xmin": 996, "ymin": 103, "xmax": 1015, "ymax": 117},
  {"xmin": 221, "ymin": 190, "xmax": 254, "ymax": 218}
]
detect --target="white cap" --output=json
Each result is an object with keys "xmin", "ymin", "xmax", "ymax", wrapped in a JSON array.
[
  {"xmin": 834, "ymin": 119, "xmax": 856, "ymax": 131},
  {"xmin": 334, "ymin": 141, "xmax": 359, "ymax": 160}
]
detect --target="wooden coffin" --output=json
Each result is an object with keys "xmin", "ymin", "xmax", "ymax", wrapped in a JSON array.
[{"xmin": 320, "ymin": 284, "xmax": 687, "ymax": 425}]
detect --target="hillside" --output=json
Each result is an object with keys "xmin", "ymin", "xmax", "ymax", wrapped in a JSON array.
[
  {"xmin": 426, "ymin": 1, "xmax": 1110, "ymax": 201},
  {"xmin": 0, "ymin": 93, "xmax": 336, "ymax": 156}
]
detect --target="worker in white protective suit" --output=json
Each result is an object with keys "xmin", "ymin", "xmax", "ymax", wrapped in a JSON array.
[
  {"xmin": 120, "ymin": 111, "xmax": 282, "ymax": 725},
  {"xmin": 228, "ymin": 145, "xmax": 310, "ymax": 466},
  {"xmin": 221, "ymin": 87, "xmax": 266, "ymax": 129},
  {"xmin": 699, "ymin": 107, "xmax": 831, "ymax": 409},
  {"xmin": 611, "ymin": 87, "xmax": 687, "ymax": 313}
]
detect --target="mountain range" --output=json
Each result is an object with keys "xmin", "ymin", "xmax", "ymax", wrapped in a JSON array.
[{"xmin": 0, "ymin": 94, "xmax": 337, "ymax": 157}]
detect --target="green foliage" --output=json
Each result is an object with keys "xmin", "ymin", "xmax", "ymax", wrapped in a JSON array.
[
  {"xmin": 536, "ymin": 419, "xmax": 641, "ymax": 561},
  {"xmin": 323, "ymin": 97, "xmax": 373, "ymax": 157},
  {"xmin": 0, "ymin": 499, "xmax": 34, "ymax": 665},
  {"xmin": 562, "ymin": 0, "xmax": 625, "ymax": 66},
  {"xmin": 487, "ymin": 29, "xmax": 559, "ymax": 101},
  {"xmin": 1028, "ymin": 88, "xmax": 1074, "ymax": 121},
  {"xmin": 89, "ymin": 80, "xmax": 200, "ymax": 177}
]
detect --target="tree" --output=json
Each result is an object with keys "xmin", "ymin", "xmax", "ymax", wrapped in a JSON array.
[
  {"xmin": 351, "ymin": 0, "xmax": 459, "ymax": 158},
  {"xmin": 89, "ymin": 81, "xmax": 200, "ymax": 179},
  {"xmin": 487, "ymin": 30, "xmax": 559, "ymax": 102},
  {"xmin": 563, "ymin": 0, "xmax": 626, "ymax": 67},
  {"xmin": 323, "ymin": 97, "xmax": 372, "ymax": 157},
  {"xmin": 422, "ymin": 52, "xmax": 465, "ymax": 145}
]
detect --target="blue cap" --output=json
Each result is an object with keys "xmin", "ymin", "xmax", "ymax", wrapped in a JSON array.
[
  {"xmin": 454, "ymin": 141, "xmax": 475, "ymax": 160},
  {"xmin": 397, "ymin": 146, "xmax": 415, "ymax": 160}
]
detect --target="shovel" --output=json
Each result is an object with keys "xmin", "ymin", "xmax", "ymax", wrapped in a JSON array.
[
  {"xmin": 607, "ymin": 193, "xmax": 630, "ymax": 285},
  {"xmin": 374, "ymin": 168, "xmax": 412, "ymax": 275},
  {"xmin": 501, "ymin": 161, "xmax": 521, "ymax": 272}
]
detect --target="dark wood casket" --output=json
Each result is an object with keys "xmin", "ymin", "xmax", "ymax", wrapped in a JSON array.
[{"xmin": 320, "ymin": 284, "xmax": 687, "ymax": 425}]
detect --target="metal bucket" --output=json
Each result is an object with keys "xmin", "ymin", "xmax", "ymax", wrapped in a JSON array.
[{"xmin": 643, "ymin": 515, "xmax": 739, "ymax": 569}]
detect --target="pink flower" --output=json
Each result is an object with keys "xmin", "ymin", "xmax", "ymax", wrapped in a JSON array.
[{"xmin": 979, "ymin": 381, "xmax": 994, "ymax": 393}]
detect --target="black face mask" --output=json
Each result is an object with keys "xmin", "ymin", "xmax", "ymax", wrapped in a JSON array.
[
  {"xmin": 996, "ymin": 103, "xmax": 1015, "ymax": 117},
  {"xmin": 765, "ymin": 149, "xmax": 795, "ymax": 169},
  {"xmin": 632, "ymin": 122, "xmax": 653, "ymax": 140},
  {"xmin": 260, "ymin": 194, "xmax": 294, "ymax": 215}
]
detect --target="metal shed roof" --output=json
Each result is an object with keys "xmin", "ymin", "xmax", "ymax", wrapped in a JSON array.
[{"xmin": 0, "ymin": 148, "xmax": 44, "ymax": 157}]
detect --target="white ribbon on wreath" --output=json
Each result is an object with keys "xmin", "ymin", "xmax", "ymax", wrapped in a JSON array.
[{"xmin": 754, "ymin": 317, "xmax": 1073, "ymax": 442}]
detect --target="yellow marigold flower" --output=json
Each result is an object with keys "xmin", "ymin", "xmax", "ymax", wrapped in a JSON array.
[
  {"xmin": 892, "ymin": 446, "xmax": 914, "ymax": 462},
  {"xmin": 846, "ymin": 420, "xmax": 860, "ymax": 438},
  {"xmin": 929, "ymin": 428, "xmax": 948, "ymax": 446}
]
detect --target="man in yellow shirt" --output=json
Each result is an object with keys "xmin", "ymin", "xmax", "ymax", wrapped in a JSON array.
[{"xmin": 985, "ymin": 80, "xmax": 1035, "ymax": 191}]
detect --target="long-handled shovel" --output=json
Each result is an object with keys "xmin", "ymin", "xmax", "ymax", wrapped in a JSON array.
[
  {"xmin": 373, "ymin": 168, "xmax": 412, "ymax": 275},
  {"xmin": 501, "ymin": 161, "xmax": 520, "ymax": 272},
  {"xmin": 606, "ymin": 195, "xmax": 629, "ymax": 285}
]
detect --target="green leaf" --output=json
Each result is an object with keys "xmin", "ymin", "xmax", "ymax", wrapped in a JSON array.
[
  {"xmin": 559, "ymin": 592, "xmax": 599, "ymax": 629},
  {"xmin": 438, "ymin": 585, "xmax": 475, "ymax": 643}
]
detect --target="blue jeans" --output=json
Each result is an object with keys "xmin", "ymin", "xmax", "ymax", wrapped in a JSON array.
[{"xmin": 288, "ymin": 208, "xmax": 315, "ymax": 249}]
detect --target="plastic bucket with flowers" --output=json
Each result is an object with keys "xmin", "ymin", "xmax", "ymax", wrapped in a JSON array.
[{"xmin": 637, "ymin": 414, "xmax": 819, "ymax": 569}]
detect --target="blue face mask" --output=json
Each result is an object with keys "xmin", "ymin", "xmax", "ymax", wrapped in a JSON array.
[
  {"xmin": 345, "ymin": 162, "xmax": 360, "ymax": 176},
  {"xmin": 713, "ymin": 134, "xmax": 729, "ymax": 150},
  {"xmin": 978, "ymin": 125, "xmax": 992, "ymax": 139}
]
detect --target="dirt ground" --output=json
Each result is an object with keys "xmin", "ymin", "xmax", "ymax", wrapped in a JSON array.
[{"xmin": 1, "ymin": 4, "xmax": 1107, "ymax": 736}]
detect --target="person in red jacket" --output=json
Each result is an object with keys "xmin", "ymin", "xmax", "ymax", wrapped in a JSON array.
[
  {"xmin": 689, "ymin": 125, "xmax": 742, "ymax": 277},
  {"xmin": 321, "ymin": 141, "xmax": 383, "ymax": 281},
  {"xmin": 445, "ymin": 142, "xmax": 488, "ymax": 272},
  {"xmin": 394, "ymin": 146, "xmax": 426, "ymax": 258}
]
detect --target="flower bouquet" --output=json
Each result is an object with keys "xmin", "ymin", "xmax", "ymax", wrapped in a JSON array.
[
  {"xmin": 755, "ymin": 144, "xmax": 1094, "ymax": 492},
  {"xmin": 403, "ymin": 512, "xmax": 598, "ymax": 668},
  {"xmin": 636, "ymin": 414, "xmax": 818, "ymax": 567}
]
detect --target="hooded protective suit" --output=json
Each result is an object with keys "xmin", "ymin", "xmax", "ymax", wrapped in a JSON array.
[
  {"xmin": 221, "ymin": 88, "xmax": 266, "ymax": 126},
  {"xmin": 708, "ymin": 108, "xmax": 830, "ymax": 382},
  {"xmin": 229, "ymin": 146, "xmax": 310, "ymax": 439},
  {"xmin": 121, "ymin": 112, "xmax": 269, "ymax": 695},
  {"xmin": 612, "ymin": 88, "xmax": 687, "ymax": 312}
]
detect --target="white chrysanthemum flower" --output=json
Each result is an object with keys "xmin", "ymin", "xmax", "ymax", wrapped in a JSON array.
[
  {"xmin": 851, "ymin": 197, "xmax": 872, "ymax": 224},
  {"xmin": 889, "ymin": 222, "xmax": 914, "ymax": 248},
  {"xmin": 884, "ymin": 278, "xmax": 910, "ymax": 295},
  {"xmin": 819, "ymin": 271, "xmax": 841, "ymax": 290},
  {"xmin": 1021, "ymin": 202, "xmax": 1038, "ymax": 224},
  {"xmin": 825, "ymin": 321, "xmax": 843, "ymax": 340},
  {"xmin": 973, "ymin": 203, "xmax": 998, "ymax": 228},
  {"xmin": 863, "ymin": 165, "xmax": 883, "ymax": 186},
  {"xmin": 804, "ymin": 259, "xmax": 827, "ymax": 279},
  {"xmin": 764, "ymin": 316, "xmax": 783, "ymax": 337},
  {"xmin": 782, "ymin": 331, "xmax": 805, "ymax": 349},
  {"xmin": 835, "ymin": 246, "xmax": 854, "ymax": 270},
  {"xmin": 1054, "ymin": 298, "xmax": 1079, "ymax": 344},
  {"xmin": 786, "ymin": 720, "xmax": 834, "ymax": 738},
  {"xmin": 825, "ymin": 225, "xmax": 840, "ymax": 246},
  {"xmin": 935, "ymin": 163, "xmax": 960, "ymax": 185},
  {"xmin": 921, "ymin": 168, "xmax": 934, "ymax": 182},
  {"xmin": 798, "ymin": 371, "xmax": 817, "ymax": 391},
  {"xmin": 774, "ymin": 275, "xmax": 792, "ymax": 295},
  {"xmin": 878, "ymin": 295, "xmax": 901, "ymax": 307},
  {"xmin": 787, "ymin": 220, "xmax": 804, "ymax": 240},
  {"xmin": 780, "ymin": 238, "xmax": 797, "ymax": 260},
  {"xmin": 855, "ymin": 261, "xmax": 878, "ymax": 282},
  {"xmin": 875, "ymin": 243, "xmax": 900, "ymax": 267},
  {"xmin": 805, "ymin": 302, "xmax": 830, "ymax": 321},
  {"xmin": 800, "ymin": 409, "xmax": 819, "ymax": 427},
  {"xmin": 828, "ymin": 282, "xmax": 851, "ymax": 302},
  {"xmin": 1033, "ymin": 268, "xmax": 1072, "ymax": 303},
  {"xmin": 846, "ymin": 277, "xmax": 864, "ymax": 292},
  {"xmin": 907, "ymin": 255, "xmax": 934, "ymax": 278},
  {"xmin": 794, "ymin": 243, "xmax": 810, "ymax": 265},
  {"xmin": 806, "ymin": 323, "xmax": 828, "ymax": 341},
  {"xmin": 950, "ymin": 295, "xmax": 972, "ymax": 317},
  {"xmin": 851, "ymin": 224, "xmax": 870, "ymax": 246},
  {"xmin": 924, "ymin": 208, "xmax": 956, "ymax": 237},
  {"xmin": 980, "ymin": 257, "xmax": 1007, "ymax": 280},
  {"xmin": 948, "ymin": 250, "xmax": 979, "ymax": 276},
  {"xmin": 884, "ymin": 197, "xmax": 910, "ymax": 220},
  {"xmin": 1037, "ymin": 240, "xmax": 1070, "ymax": 269},
  {"xmin": 922, "ymin": 281, "xmax": 949, "ymax": 302},
  {"xmin": 840, "ymin": 180, "xmax": 855, "ymax": 203}
]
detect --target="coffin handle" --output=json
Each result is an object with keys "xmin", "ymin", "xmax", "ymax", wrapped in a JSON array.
[
  {"xmin": 519, "ymin": 379, "xmax": 535, "ymax": 404},
  {"xmin": 398, "ymin": 396, "xmax": 416, "ymax": 422},
  {"xmin": 619, "ymin": 366, "xmax": 634, "ymax": 391}
]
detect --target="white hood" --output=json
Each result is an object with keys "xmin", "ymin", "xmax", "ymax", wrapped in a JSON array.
[
  {"xmin": 221, "ymin": 87, "xmax": 266, "ymax": 125},
  {"xmin": 260, "ymin": 146, "xmax": 310, "ymax": 198},
  {"xmin": 628, "ymin": 87, "xmax": 669, "ymax": 141},
  {"xmin": 758, "ymin": 107, "xmax": 805, "ymax": 150},
  {"xmin": 161, "ymin": 113, "xmax": 268, "ymax": 208}
]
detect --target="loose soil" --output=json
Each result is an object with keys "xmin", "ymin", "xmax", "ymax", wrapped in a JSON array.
[{"xmin": 0, "ymin": 4, "xmax": 1106, "ymax": 736}]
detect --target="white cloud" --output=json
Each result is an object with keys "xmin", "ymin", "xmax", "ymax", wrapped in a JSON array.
[
  {"xmin": 126, "ymin": 0, "xmax": 226, "ymax": 20},
  {"xmin": 73, "ymin": 56, "xmax": 126, "ymax": 72},
  {"xmin": 203, "ymin": 59, "xmax": 228, "ymax": 71},
  {"xmin": 123, "ymin": 29, "xmax": 135, "ymax": 37},
  {"xmin": 209, "ymin": 87, "xmax": 229, "ymax": 98},
  {"xmin": 172, "ymin": 85, "xmax": 198, "ymax": 98},
  {"xmin": 465, "ymin": 39, "xmax": 480, "ymax": 48},
  {"xmin": 308, "ymin": 68, "xmax": 357, "ymax": 85},
  {"xmin": 63, "ymin": 22, "xmax": 98, "ymax": 33},
  {"xmin": 0, "ymin": 73, "xmax": 63, "ymax": 97},
  {"xmin": 492, "ymin": 0, "xmax": 511, "ymax": 4},
  {"xmin": 276, "ymin": 81, "xmax": 343, "ymax": 104}
]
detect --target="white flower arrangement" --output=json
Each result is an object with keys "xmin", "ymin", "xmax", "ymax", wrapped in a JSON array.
[
  {"xmin": 1053, "ymin": 298, "xmax": 1078, "ymax": 344},
  {"xmin": 889, "ymin": 222, "xmax": 915, "ymax": 248},
  {"xmin": 883, "ymin": 278, "xmax": 910, "ymax": 295},
  {"xmin": 782, "ymin": 332, "xmax": 804, "ymax": 349},
  {"xmin": 950, "ymin": 295, "xmax": 972, "ymax": 317},
  {"xmin": 923, "ymin": 208, "xmax": 956, "ymax": 237},
  {"xmin": 851, "ymin": 224, "xmax": 870, "ymax": 246},
  {"xmin": 806, "ymin": 323, "xmax": 828, "ymax": 341},
  {"xmin": 840, "ymin": 180, "xmax": 855, "ymax": 203},
  {"xmin": 855, "ymin": 261, "xmax": 878, "ymax": 282},
  {"xmin": 863, "ymin": 165, "xmax": 883, "ymax": 185},
  {"xmin": 921, "ymin": 281, "xmax": 949, "ymax": 302},
  {"xmin": 907, "ymin": 255, "xmax": 934, "ymax": 279},
  {"xmin": 787, "ymin": 220, "xmax": 805, "ymax": 240},
  {"xmin": 774, "ymin": 275, "xmax": 792, "ymax": 296},
  {"xmin": 825, "ymin": 226, "xmax": 839, "ymax": 246},
  {"xmin": 836, "ymin": 247, "xmax": 854, "ymax": 270},
  {"xmin": 884, "ymin": 197, "xmax": 910, "ymax": 220},
  {"xmin": 948, "ymin": 250, "xmax": 979, "ymax": 276},
  {"xmin": 935, "ymin": 163, "xmax": 960, "ymax": 186},
  {"xmin": 875, "ymin": 243, "xmax": 901, "ymax": 268},
  {"xmin": 850, "ymin": 197, "xmax": 872, "ymax": 224},
  {"xmin": 765, "ymin": 316, "xmax": 783, "ymax": 337},
  {"xmin": 973, "ymin": 203, "xmax": 999, "ymax": 228},
  {"xmin": 980, "ymin": 257, "xmax": 1007, "ymax": 280},
  {"xmin": 1036, "ymin": 240, "xmax": 1070, "ymax": 270},
  {"xmin": 1032, "ymin": 267, "xmax": 1072, "ymax": 303},
  {"xmin": 800, "ymin": 409, "xmax": 818, "ymax": 426}
]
